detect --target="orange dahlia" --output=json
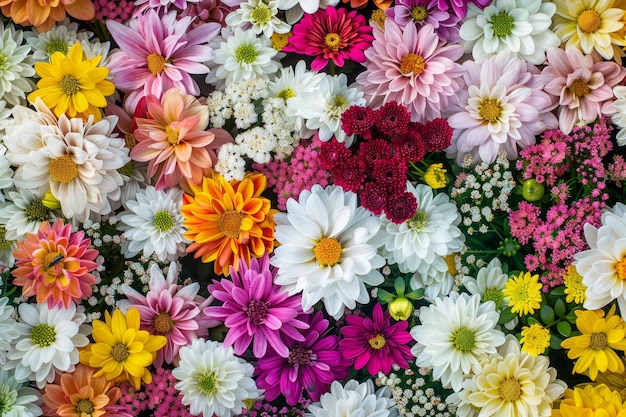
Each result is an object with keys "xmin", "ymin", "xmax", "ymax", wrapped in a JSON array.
[
  {"xmin": 181, "ymin": 171, "xmax": 277, "ymax": 276},
  {"xmin": 0, "ymin": 0, "xmax": 95, "ymax": 33}
]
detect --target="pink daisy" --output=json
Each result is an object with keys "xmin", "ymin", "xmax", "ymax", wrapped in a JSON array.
[
  {"xmin": 387, "ymin": 0, "xmax": 462, "ymax": 43},
  {"xmin": 356, "ymin": 21, "xmax": 464, "ymax": 123},
  {"xmin": 120, "ymin": 262, "xmax": 218, "ymax": 367},
  {"xmin": 204, "ymin": 254, "xmax": 310, "ymax": 359},
  {"xmin": 339, "ymin": 303, "xmax": 413, "ymax": 375},
  {"xmin": 283, "ymin": 5, "xmax": 374, "ymax": 71},
  {"xmin": 436, "ymin": 0, "xmax": 490, "ymax": 18},
  {"xmin": 540, "ymin": 46, "xmax": 626, "ymax": 135},
  {"xmin": 106, "ymin": 9, "xmax": 221, "ymax": 110}
]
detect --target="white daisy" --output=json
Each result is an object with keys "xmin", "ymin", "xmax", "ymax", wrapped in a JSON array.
[
  {"xmin": 279, "ymin": 0, "xmax": 339, "ymax": 24},
  {"xmin": 306, "ymin": 379, "xmax": 395, "ymax": 417},
  {"xmin": 296, "ymin": 73, "xmax": 365, "ymax": 146},
  {"xmin": 225, "ymin": 0, "xmax": 291, "ymax": 38},
  {"xmin": 0, "ymin": 297, "xmax": 18, "ymax": 366},
  {"xmin": 574, "ymin": 202, "xmax": 626, "ymax": 313},
  {"xmin": 0, "ymin": 188, "xmax": 55, "ymax": 241},
  {"xmin": 4, "ymin": 302, "xmax": 91, "ymax": 389},
  {"xmin": 409, "ymin": 263, "xmax": 455, "ymax": 301},
  {"xmin": 117, "ymin": 186, "xmax": 189, "ymax": 262},
  {"xmin": 411, "ymin": 291, "xmax": 506, "ymax": 391},
  {"xmin": 24, "ymin": 18, "xmax": 85, "ymax": 62},
  {"xmin": 611, "ymin": 86, "xmax": 626, "ymax": 146},
  {"xmin": 271, "ymin": 185, "xmax": 385, "ymax": 319},
  {"xmin": 0, "ymin": 21, "xmax": 35, "ymax": 106},
  {"xmin": 172, "ymin": 339, "xmax": 261, "ymax": 417},
  {"xmin": 0, "ymin": 226, "xmax": 17, "ymax": 267},
  {"xmin": 0, "ymin": 369, "xmax": 43, "ymax": 417},
  {"xmin": 0, "ymin": 145, "xmax": 13, "ymax": 201},
  {"xmin": 206, "ymin": 28, "xmax": 282, "ymax": 90},
  {"xmin": 373, "ymin": 183, "xmax": 464, "ymax": 275},
  {"xmin": 116, "ymin": 159, "xmax": 151, "ymax": 211},
  {"xmin": 459, "ymin": 0, "xmax": 560, "ymax": 65},
  {"xmin": 462, "ymin": 257, "xmax": 509, "ymax": 311}
]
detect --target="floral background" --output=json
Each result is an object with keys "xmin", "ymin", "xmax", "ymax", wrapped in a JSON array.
[{"xmin": 2, "ymin": 0, "xmax": 626, "ymax": 416}]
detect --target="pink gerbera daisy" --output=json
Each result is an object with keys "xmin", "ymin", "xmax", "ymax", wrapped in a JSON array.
[
  {"xmin": 204, "ymin": 254, "xmax": 309, "ymax": 359},
  {"xmin": 283, "ymin": 5, "xmax": 374, "ymax": 71},
  {"xmin": 339, "ymin": 303, "xmax": 413, "ymax": 376},
  {"xmin": 11, "ymin": 219, "xmax": 98, "ymax": 308},
  {"xmin": 356, "ymin": 21, "xmax": 464, "ymax": 123},
  {"xmin": 131, "ymin": 88, "xmax": 234, "ymax": 189},
  {"xmin": 540, "ymin": 46, "xmax": 626, "ymax": 134},
  {"xmin": 106, "ymin": 9, "xmax": 221, "ymax": 110}
]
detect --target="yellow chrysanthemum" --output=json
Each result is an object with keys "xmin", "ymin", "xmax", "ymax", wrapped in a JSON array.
[
  {"xmin": 423, "ymin": 163, "xmax": 447, "ymax": 189},
  {"xmin": 503, "ymin": 271, "xmax": 542, "ymax": 316},
  {"xmin": 80, "ymin": 308, "xmax": 166, "ymax": 389},
  {"xmin": 553, "ymin": 384, "xmax": 626, "ymax": 417},
  {"xmin": 28, "ymin": 43, "xmax": 115, "ymax": 122},
  {"xmin": 552, "ymin": 0, "xmax": 626, "ymax": 61},
  {"xmin": 181, "ymin": 171, "xmax": 277, "ymax": 277},
  {"xmin": 561, "ymin": 305, "xmax": 626, "ymax": 380},
  {"xmin": 520, "ymin": 323, "xmax": 551, "ymax": 356},
  {"xmin": 595, "ymin": 357, "xmax": 626, "ymax": 400},
  {"xmin": 564, "ymin": 264, "xmax": 587, "ymax": 304}
]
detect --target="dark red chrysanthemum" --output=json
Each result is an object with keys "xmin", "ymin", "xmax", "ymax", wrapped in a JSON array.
[
  {"xmin": 358, "ymin": 138, "xmax": 393, "ymax": 168},
  {"xmin": 374, "ymin": 101, "xmax": 411, "ymax": 136},
  {"xmin": 371, "ymin": 156, "xmax": 408, "ymax": 194},
  {"xmin": 384, "ymin": 191, "xmax": 418, "ymax": 224},
  {"xmin": 418, "ymin": 118, "xmax": 454, "ymax": 152},
  {"xmin": 360, "ymin": 182, "xmax": 389, "ymax": 216},
  {"xmin": 332, "ymin": 156, "xmax": 367, "ymax": 192},
  {"xmin": 392, "ymin": 130, "xmax": 427, "ymax": 162},
  {"xmin": 319, "ymin": 139, "xmax": 352, "ymax": 170},
  {"xmin": 341, "ymin": 105, "xmax": 376, "ymax": 137}
]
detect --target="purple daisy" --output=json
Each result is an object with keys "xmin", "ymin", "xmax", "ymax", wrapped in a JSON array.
[
  {"xmin": 205, "ymin": 254, "xmax": 309, "ymax": 359},
  {"xmin": 255, "ymin": 311, "xmax": 350, "ymax": 405},
  {"xmin": 387, "ymin": 0, "xmax": 462, "ymax": 43}
]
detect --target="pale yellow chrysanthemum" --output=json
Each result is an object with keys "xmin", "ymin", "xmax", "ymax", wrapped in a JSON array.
[{"xmin": 520, "ymin": 323, "xmax": 551, "ymax": 356}]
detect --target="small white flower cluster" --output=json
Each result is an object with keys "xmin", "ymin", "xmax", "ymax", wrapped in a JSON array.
[{"xmin": 450, "ymin": 152, "xmax": 515, "ymax": 235}]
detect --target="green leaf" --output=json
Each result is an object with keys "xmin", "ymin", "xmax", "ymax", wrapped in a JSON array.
[
  {"xmin": 376, "ymin": 289, "xmax": 394, "ymax": 303},
  {"xmin": 499, "ymin": 307, "xmax": 517, "ymax": 324},
  {"xmin": 557, "ymin": 321, "xmax": 571, "ymax": 337},
  {"xmin": 394, "ymin": 277, "xmax": 406, "ymax": 295},
  {"xmin": 527, "ymin": 316, "xmax": 540, "ymax": 326},
  {"xmin": 550, "ymin": 334, "xmax": 563, "ymax": 350},
  {"xmin": 550, "ymin": 286, "xmax": 566, "ymax": 297},
  {"xmin": 554, "ymin": 298, "xmax": 566, "ymax": 317},
  {"xmin": 405, "ymin": 288, "xmax": 424, "ymax": 300},
  {"xmin": 540, "ymin": 305, "xmax": 555, "ymax": 324}
]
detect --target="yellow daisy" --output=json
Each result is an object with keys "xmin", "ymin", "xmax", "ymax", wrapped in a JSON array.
[
  {"xmin": 552, "ymin": 0, "xmax": 626, "ymax": 61},
  {"xmin": 80, "ymin": 308, "xmax": 166, "ymax": 389},
  {"xmin": 561, "ymin": 305, "xmax": 626, "ymax": 380},
  {"xmin": 552, "ymin": 384, "xmax": 626, "ymax": 417},
  {"xmin": 520, "ymin": 323, "xmax": 551, "ymax": 356},
  {"xmin": 503, "ymin": 271, "xmax": 542, "ymax": 316},
  {"xmin": 564, "ymin": 264, "xmax": 587, "ymax": 304},
  {"xmin": 28, "ymin": 43, "xmax": 115, "ymax": 122}
]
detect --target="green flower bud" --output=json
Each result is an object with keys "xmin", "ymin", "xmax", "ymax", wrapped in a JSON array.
[{"xmin": 522, "ymin": 179, "xmax": 544, "ymax": 202}]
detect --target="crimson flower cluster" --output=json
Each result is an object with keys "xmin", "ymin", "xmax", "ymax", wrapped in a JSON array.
[{"xmin": 319, "ymin": 101, "xmax": 453, "ymax": 223}]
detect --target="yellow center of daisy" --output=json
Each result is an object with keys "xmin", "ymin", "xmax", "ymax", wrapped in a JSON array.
[
  {"xmin": 49, "ymin": 154, "xmax": 79, "ymax": 183},
  {"xmin": 31, "ymin": 324, "xmax": 56, "ymax": 347},
  {"xmin": 491, "ymin": 11, "xmax": 514, "ymax": 37},
  {"xmin": 569, "ymin": 79, "xmax": 590, "ymax": 98},
  {"xmin": 590, "ymin": 332, "xmax": 608, "ymax": 350},
  {"xmin": 76, "ymin": 399, "xmax": 94, "ymax": 414},
  {"xmin": 483, "ymin": 288, "xmax": 505, "ymax": 310},
  {"xmin": 44, "ymin": 251, "xmax": 64, "ymax": 276},
  {"xmin": 314, "ymin": 237, "xmax": 343, "ymax": 266},
  {"xmin": 154, "ymin": 210, "xmax": 175, "ymax": 232},
  {"xmin": 118, "ymin": 161, "xmax": 135, "ymax": 177},
  {"xmin": 250, "ymin": 3, "xmax": 272, "ymax": 23},
  {"xmin": 370, "ymin": 9, "xmax": 386, "ymax": 29},
  {"xmin": 25, "ymin": 199, "xmax": 50, "ymax": 222},
  {"xmin": 165, "ymin": 125, "xmax": 180, "ymax": 145},
  {"xmin": 278, "ymin": 88, "xmax": 295, "ymax": 100},
  {"xmin": 499, "ymin": 378, "xmax": 521, "ymax": 402},
  {"xmin": 0, "ymin": 227, "xmax": 10, "ymax": 250},
  {"xmin": 124, "ymin": 133, "xmax": 137, "ymax": 149},
  {"xmin": 153, "ymin": 312, "xmax": 175, "ymax": 333},
  {"xmin": 220, "ymin": 210, "xmax": 243, "ymax": 239},
  {"xmin": 407, "ymin": 210, "xmax": 428, "ymax": 231},
  {"xmin": 236, "ymin": 45, "xmax": 258, "ymax": 64},
  {"xmin": 271, "ymin": 32, "xmax": 291, "ymax": 51},
  {"xmin": 578, "ymin": 9, "xmax": 601, "ymax": 33},
  {"xmin": 400, "ymin": 53, "xmax": 425, "ymax": 76},
  {"xmin": 324, "ymin": 33, "xmax": 342, "ymax": 51},
  {"xmin": 368, "ymin": 334, "xmax": 387, "ymax": 350},
  {"xmin": 46, "ymin": 39, "xmax": 69, "ymax": 56},
  {"xmin": 452, "ymin": 327, "xmax": 475, "ymax": 352},
  {"xmin": 111, "ymin": 342, "xmax": 129, "ymax": 362},
  {"xmin": 616, "ymin": 257, "xmax": 626, "ymax": 280},
  {"xmin": 479, "ymin": 98, "xmax": 502, "ymax": 123},
  {"xmin": 198, "ymin": 372, "xmax": 218, "ymax": 395},
  {"xmin": 410, "ymin": 5, "xmax": 428, "ymax": 22},
  {"xmin": 60, "ymin": 74, "xmax": 80, "ymax": 95},
  {"xmin": 333, "ymin": 95, "xmax": 348, "ymax": 109},
  {"xmin": 147, "ymin": 53, "xmax": 167, "ymax": 75}
]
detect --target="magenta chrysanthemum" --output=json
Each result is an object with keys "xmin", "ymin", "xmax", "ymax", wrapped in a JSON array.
[
  {"xmin": 356, "ymin": 21, "xmax": 464, "ymax": 123},
  {"xmin": 283, "ymin": 6, "xmax": 374, "ymax": 71},
  {"xmin": 339, "ymin": 303, "xmax": 413, "ymax": 375},
  {"xmin": 436, "ymin": 0, "xmax": 490, "ymax": 18},
  {"xmin": 204, "ymin": 254, "xmax": 309, "ymax": 359}
]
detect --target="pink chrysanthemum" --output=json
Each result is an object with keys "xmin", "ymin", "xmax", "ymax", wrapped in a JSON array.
[
  {"xmin": 540, "ymin": 46, "xmax": 626, "ymax": 135},
  {"xmin": 436, "ymin": 0, "xmax": 490, "ymax": 18},
  {"xmin": 177, "ymin": 0, "xmax": 234, "ymax": 28},
  {"xmin": 283, "ymin": 6, "xmax": 374, "ymax": 71},
  {"xmin": 356, "ymin": 21, "xmax": 464, "ymax": 123},
  {"xmin": 387, "ymin": 0, "xmax": 462, "ymax": 42},
  {"xmin": 255, "ymin": 311, "xmax": 350, "ymax": 405},
  {"xmin": 131, "ymin": 88, "xmax": 234, "ymax": 190},
  {"xmin": 339, "ymin": 303, "xmax": 413, "ymax": 375},
  {"xmin": 11, "ymin": 219, "xmax": 98, "ymax": 308},
  {"xmin": 204, "ymin": 254, "xmax": 309, "ymax": 359},
  {"xmin": 106, "ymin": 10, "xmax": 221, "ymax": 110}
]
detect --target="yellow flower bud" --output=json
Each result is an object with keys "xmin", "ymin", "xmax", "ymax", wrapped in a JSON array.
[
  {"xmin": 388, "ymin": 296, "xmax": 413, "ymax": 321},
  {"xmin": 42, "ymin": 190, "xmax": 61, "ymax": 210},
  {"xmin": 423, "ymin": 163, "xmax": 447, "ymax": 189}
]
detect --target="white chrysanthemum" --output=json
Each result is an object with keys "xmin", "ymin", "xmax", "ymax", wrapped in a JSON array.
[
  {"xmin": 173, "ymin": 339, "xmax": 261, "ymax": 417},
  {"xmin": 7, "ymin": 100, "xmax": 129, "ymax": 223},
  {"xmin": 297, "ymin": 73, "xmax": 365, "ymax": 146},
  {"xmin": 206, "ymin": 28, "xmax": 282, "ymax": 90},
  {"xmin": 611, "ymin": 86, "xmax": 626, "ymax": 146},
  {"xmin": 459, "ymin": 0, "xmax": 560, "ymax": 65},
  {"xmin": 0, "ymin": 297, "xmax": 18, "ymax": 367},
  {"xmin": 117, "ymin": 186, "xmax": 189, "ymax": 262},
  {"xmin": 271, "ymin": 185, "xmax": 385, "ymax": 319},
  {"xmin": 0, "ymin": 226, "xmax": 17, "ymax": 267},
  {"xmin": 574, "ymin": 202, "xmax": 626, "ymax": 313},
  {"xmin": 24, "ymin": 18, "xmax": 85, "ymax": 62},
  {"xmin": 306, "ymin": 379, "xmax": 396, "ymax": 417},
  {"xmin": 409, "ymin": 261, "xmax": 455, "ymax": 301},
  {"xmin": 410, "ymin": 292, "xmax": 506, "ymax": 391},
  {"xmin": 373, "ymin": 183, "xmax": 464, "ymax": 275},
  {"xmin": 0, "ymin": 145, "xmax": 13, "ymax": 201},
  {"xmin": 462, "ymin": 257, "xmax": 509, "ymax": 311},
  {"xmin": 116, "ymin": 160, "xmax": 151, "ymax": 211},
  {"xmin": 0, "ymin": 369, "xmax": 43, "ymax": 417},
  {"xmin": 5, "ymin": 302, "xmax": 91, "ymax": 389},
  {"xmin": 0, "ymin": 21, "xmax": 35, "ymax": 106},
  {"xmin": 457, "ymin": 335, "xmax": 566, "ymax": 417},
  {"xmin": 0, "ymin": 189, "xmax": 54, "ymax": 241},
  {"xmin": 226, "ymin": 0, "xmax": 291, "ymax": 37},
  {"xmin": 3, "ymin": 102, "xmax": 56, "ymax": 168},
  {"xmin": 279, "ymin": 0, "xmax": 339, "ymax": 24}
]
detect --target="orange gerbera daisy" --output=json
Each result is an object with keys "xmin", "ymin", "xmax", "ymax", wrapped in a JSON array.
[
  {"xmin": 181, "ymin": 171, "xmax": 277, "ymax": 276},
  {"xmin": 0, "ymin": 0, "xmax": 95, "ymax": 33},
  {"xmin": 43, "ymin": 364, "xmax": 128, "ymax": 417}
]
